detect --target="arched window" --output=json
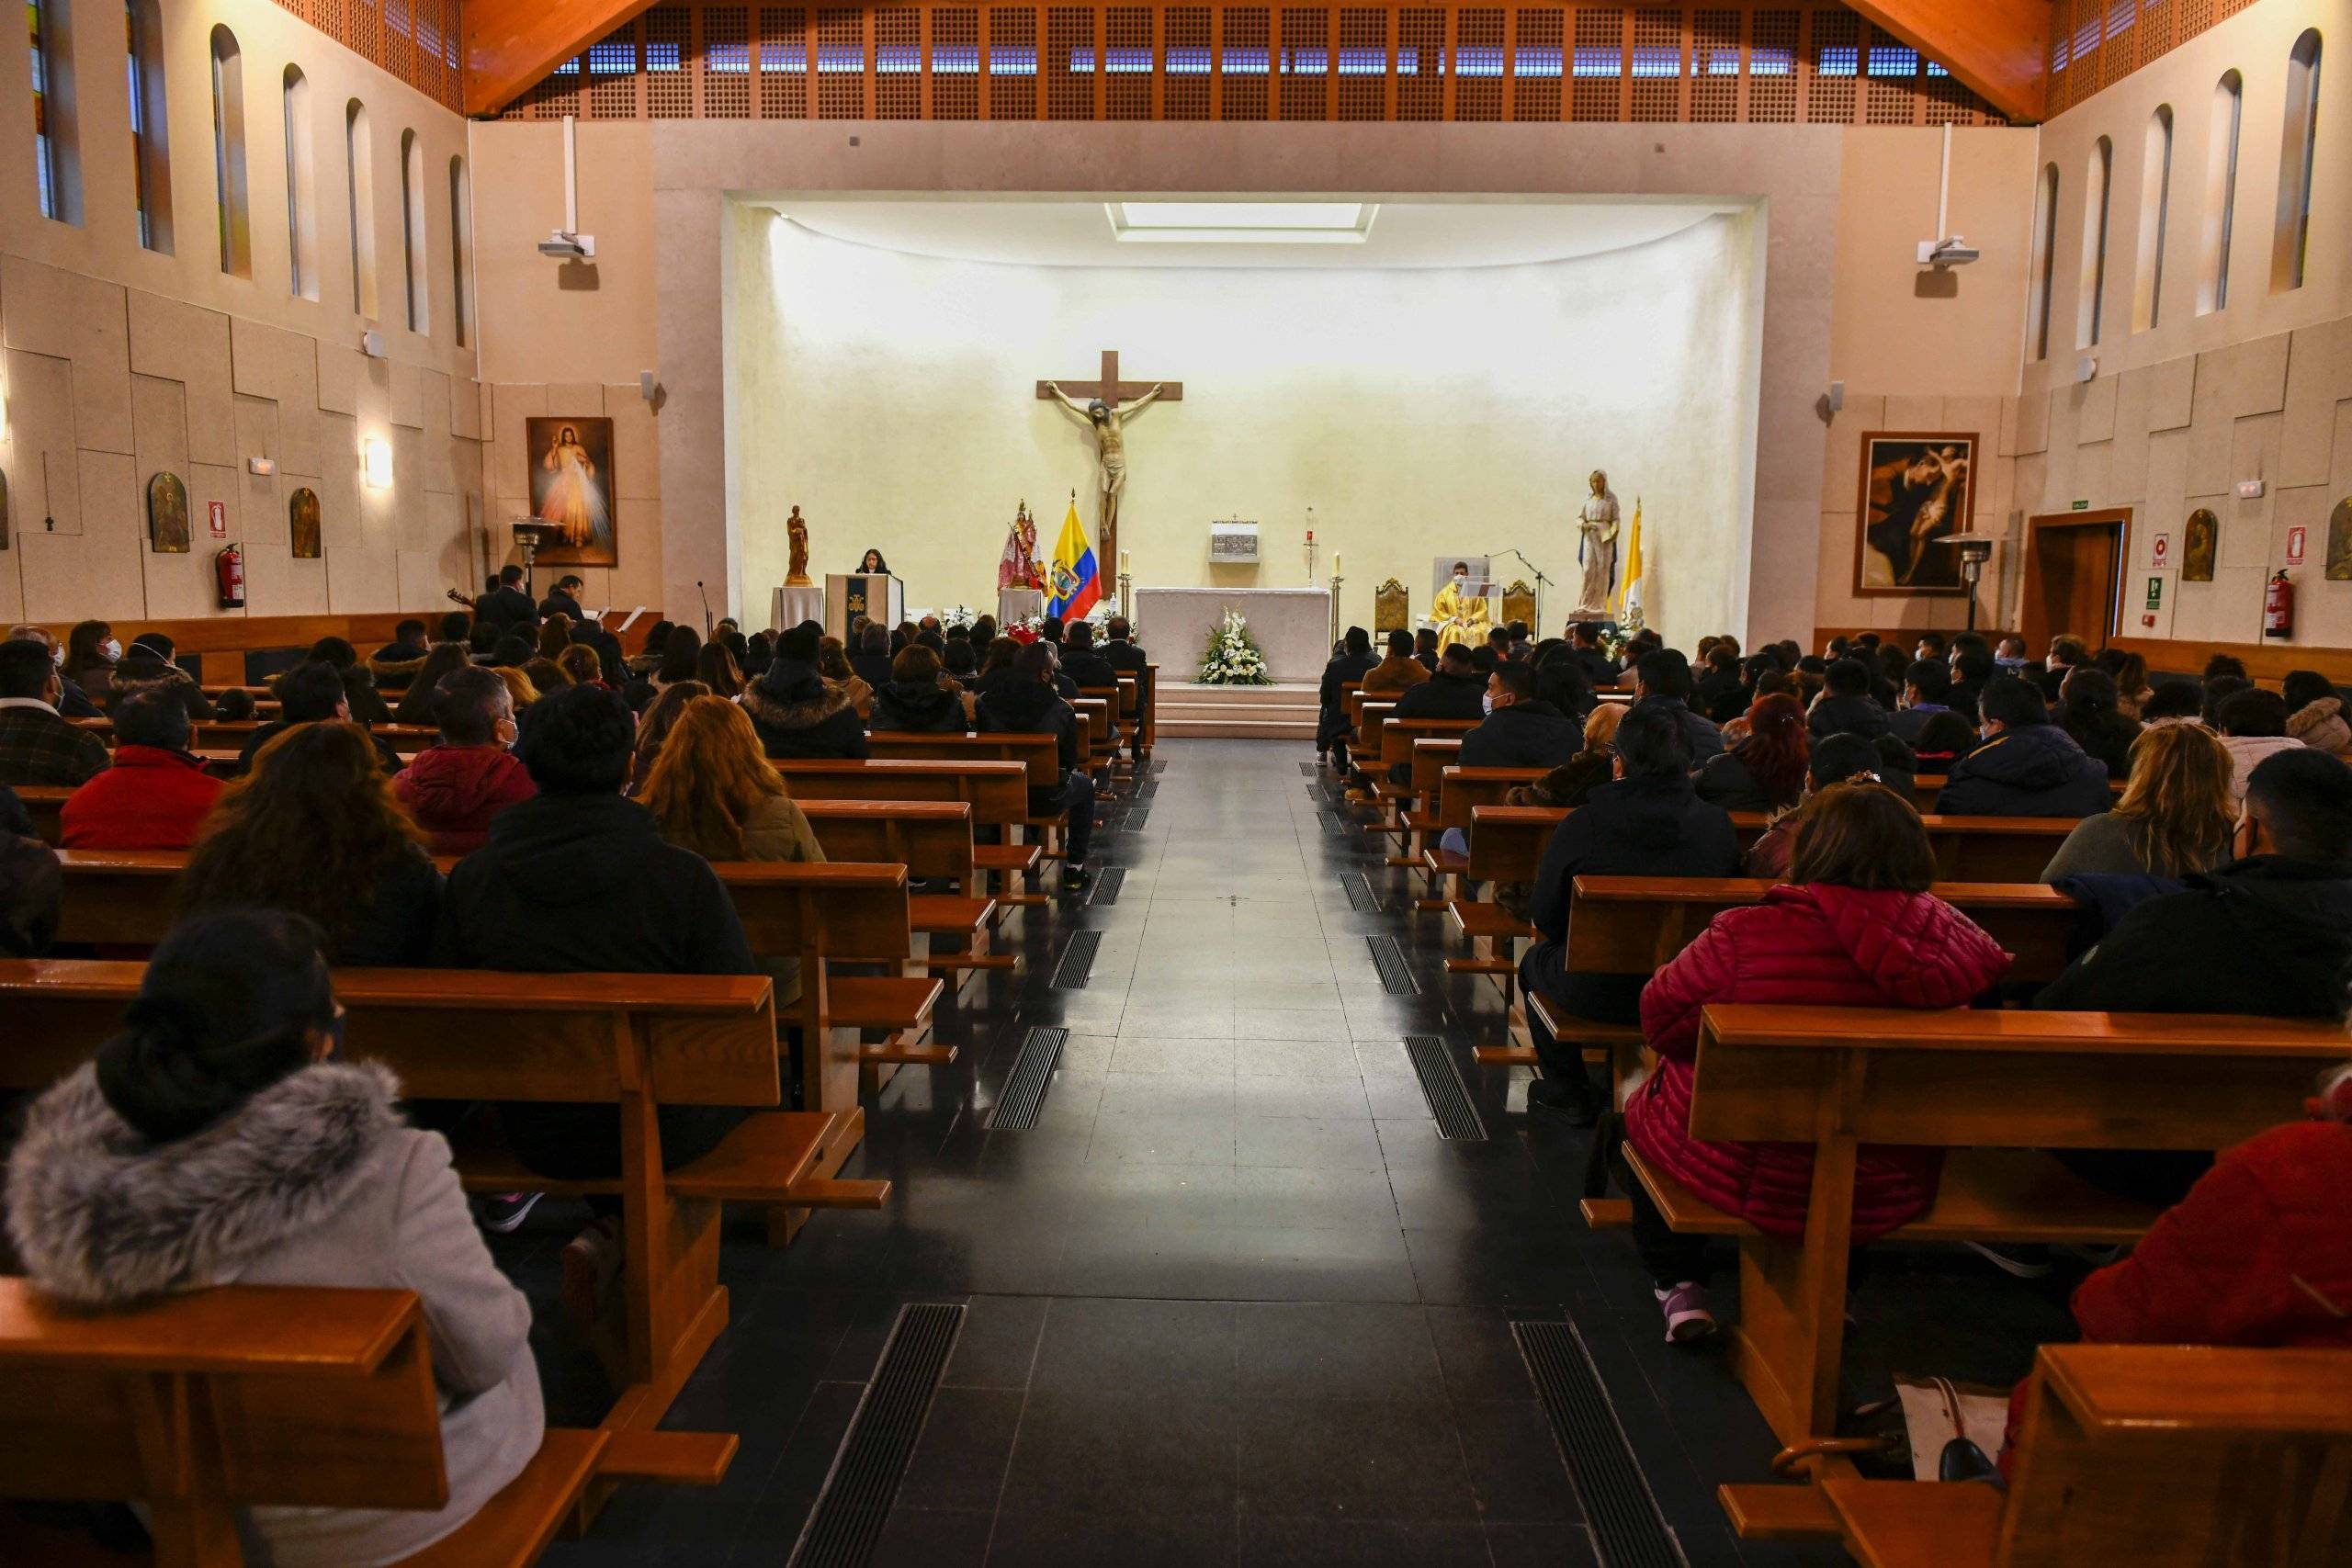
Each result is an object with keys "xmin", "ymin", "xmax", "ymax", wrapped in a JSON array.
[
  {"xmin": 28, "ymin": 0, "xmax": 79, "ymax": 223},
  {"xmin": 127, "ymin": 0, "xmax": 171, "ymax": 251},
  {"xmin": 2132, "ymin": 106, "xmax": 2173, "ymax": 332},
  {"xmin": 2199, "ymin": 70, "xmax": 2243, "ymax": 314},
  {"xmin": 209, "ymin": 27, "xmax": 250, "ymax": 276},
  {"xmin": 283, "ymin": 67, "xmax": 317, "ymax": 299},
  {"xmin": 345, "ymin": 100, "xmax": 378, "ymax": 319},
  {"xmin": 2272, "ymin": 29, "xmax": 2323, "ymax": 292},
  {"xmin": 2079, "ymin": 136, "xmax": 2113, "ymax": 348},
  {"xmin": 447, "ymin": 156, "xmax": 473, "ymax": 348},
  {"xmin": 2027, "ymin": 164, "xmax": 2060, "ymax": 362},
  {"xmin": 399, "ymin": 130, "xmax": 428, "ymax": 333}
]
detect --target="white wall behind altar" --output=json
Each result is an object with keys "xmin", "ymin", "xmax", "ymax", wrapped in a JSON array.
[{"xmin": 732, "ymin": 207, "xmax": 1762, "ymax": 643}]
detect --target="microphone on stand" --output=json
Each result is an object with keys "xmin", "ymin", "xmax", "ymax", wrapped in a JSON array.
[{"xmin": 696, "ymin": 581, "xmax": 713, "ymax": 636}]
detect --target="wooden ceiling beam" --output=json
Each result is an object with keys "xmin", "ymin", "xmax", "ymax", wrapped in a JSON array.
[
  {"xmin": 462, "ymin": 0, "xmax": 664, "ymax": 118},
  {"xmin": 1846, "ymin": 0, "xmax": 2052, "ymax": 124}
]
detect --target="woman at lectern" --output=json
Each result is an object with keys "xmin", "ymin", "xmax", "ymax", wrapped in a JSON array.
[{"xmin": 858, "ymin": 548, "xmax": 891, "ymax": 575}]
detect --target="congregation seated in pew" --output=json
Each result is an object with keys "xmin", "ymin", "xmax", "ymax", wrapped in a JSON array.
[
  {"xmin": 0, "ymin": 784, "xmax": 60, "ymax": 955},
  {"xmin": 871, "ymin": 644, "xmax": 970, "ymax": 734},
  {"xmin": 1620, "ymin": 784, "xmax": 2013, "ymax": 1343},
  {"xmin": 0, "ymin": 637, "xmax": 111, "ymax": 787},
  {"xmin": 3, "ymin": 908, "xmax": 545, "ymax": 1565},
  {"xmin": 744, "ymin": 626, "xmax": 869, "ymax": 760},
  {"xmin": 2037, "ymin": 720, "xmax": 2236, "ymax": 884},
  {"xmin": 1935, "ymin": 677, "xmax": 2111, "ymax": 818},
  {"xmin": 975, "ymin": 640, "xmax": 1096, "ymax": 892},
  {"xmin": 1693, "ymin": 692, "xmax": 1808, "ymax": 815},
  {"xmin": 392, "ymin": 666, "xmax": 538, "ymax": 855},
  {"xmin": 182, "ymin": 721, "xmax": 444, "ymax": 966},
  {"xmin": 59, "ymin": 688, "xmax": 221, "ymax": 852},
  {"xmin": 1742, "ymin": 733, "xmax": 1916, "ymax": 879},
  {"xmin": 236, "ymin": 660, "xmax": 408, "ymax": 776}
]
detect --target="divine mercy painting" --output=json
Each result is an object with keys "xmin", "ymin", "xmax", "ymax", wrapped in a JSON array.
[
  {"xmin": 1853, "ymin": 433, "xmax": 1975, "ymax": 596},
  {"xmin": 527, "ymin": 416, "xmax": 617, "ymax": 567}
]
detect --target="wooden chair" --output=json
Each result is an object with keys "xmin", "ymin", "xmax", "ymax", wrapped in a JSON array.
[
  {"xmin": 0, "ymin": 960, "xmax": 889, "ymax": 1454},
  {"xmin": 0, "ymin": 1279, "xmax": 633, "ymax": 1568},
  {"xmin": 1733, "ymin": 1344, "xmax": 2352, "ymax": 1566},
  {"xmin": 1587, "ymin": 1003, "xmax": 2346, "ymax": 1458}
]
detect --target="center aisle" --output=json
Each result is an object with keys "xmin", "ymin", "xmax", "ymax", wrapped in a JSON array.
[{"xmin": 538, "ymin": 740, "xmax": 1808, "ymax": 1568}]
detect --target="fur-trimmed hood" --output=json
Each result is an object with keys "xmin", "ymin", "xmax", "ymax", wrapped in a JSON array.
[
  {"xmin": 6, "ymin": 1060, "xmax": 406, "ymax": 1306},
  {"xmin": 368, "ymin": 650, "xmax": 431, "ymax": 686},
  {"xmin": 741, "ymin": 675, "xmax": 854, "ymax": 732}
]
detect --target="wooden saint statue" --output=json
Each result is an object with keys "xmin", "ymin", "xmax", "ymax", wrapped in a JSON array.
[
  {"xmin": 1045, "ymin": 379, "xmax": 1165, "ymax": 571},
  {"xmin": 786, "ymin": 505, "xmax": 812, "ymax": 585}
]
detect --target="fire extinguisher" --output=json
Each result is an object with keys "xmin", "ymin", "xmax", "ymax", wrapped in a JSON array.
[
  {"xmin": 2264, "ymin": 569, "xmax": 2294, "ymax": 640},
  {"xmin": 216, "ymin": 544, "xmax": 245, "ymax": 610}
]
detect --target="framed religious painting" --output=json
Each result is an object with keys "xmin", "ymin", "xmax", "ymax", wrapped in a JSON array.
[
  {"xmin": 526, "ymin": 416, "xmax": 617, "ymax": 567},
  {"xmin": 1852, "ymin": 432, "xmax": 1976, "ymax": 597},
  {"xmin": 2181, "ymin": 508, "xmax": 2218, "ymax": 582},
  {"xmin": 148, "ymin": 471, "xmax": 191, "ymax": 554},
  {"xmin": 288, "ymin": 487, "xmax": 322, "ymax": 559},
  {"xmin": 2325, "ymin": 497, "xmax": 2352, "ymax": 582}
]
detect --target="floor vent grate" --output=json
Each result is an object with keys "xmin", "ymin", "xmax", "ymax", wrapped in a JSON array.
[
  {"xmin": 988, "ymin": 1026, "xmax": 1069, "ymax": 1131},
  {"xmin": 1406, "ymin": 1034, "xmax": 1487, "ymax": 1140},
  {"xmin": 1368, "ymin": 934, "xmax": 1419, "ymax": 995},
  {"xmin": 1052, "ymin": 930, "xmax": 1103, "ymax": 989},
  {"xmin": 787, "ymin": 1302, "xmax": 967, "ymax": 1568},
  {"xmin": 1149, "ymin": 759, "xmax": 1168, "ymax": 773},
  {"xmin": 1298, "ymin": 761, "xmax": 1317, "ymax": 776},
  {"xmin": 1319, "ymin": 810, "xmax": 1351, "ymax": 838},
  {"xmin": 1088, "ymin": 867, "xmax": 1125, "ymax": 907},
  {"xmin": 1125, "ymin": 807, "xmax": 1149, "ymax": 832},
  {"xmin": 1137, "ymin": 781, "xmax": 1158, "ymax": 802},
  {"xmin": 1341, "ymin": 873, "xmax": 1382, "ymax": 913},
  {"xmin": 1512, "ymin": 1319, "xmax": 1689, "ymax": 1568}
]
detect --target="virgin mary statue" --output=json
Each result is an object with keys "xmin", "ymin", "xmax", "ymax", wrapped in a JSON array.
[{"xmin": 537, "ymin": 425, "xmax": 612, "ymax": 553}]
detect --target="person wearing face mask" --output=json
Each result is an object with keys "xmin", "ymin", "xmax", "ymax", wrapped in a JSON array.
[
  {"xmin": 0, "ymin": 636, "xmax": 113, "ymax": 787},
  {"xmin": 391, "ymin": 667, "xmax": 537, "ymax": 855},
  {"xmin": 1934, "ymin": 676, "xmax": 2111, "ymax": 818},
  {"xmin": 4, "ymin": 908, "xmax": 545, "ymax": 1567},
  {"xmin": 1431, "ymin": 562, "xmax": 1493, "ymax": 650},
  {"xmin": 3, "ymin": 625, "xmax": 102, "ymax": 716},
  {"xmin": 61, "ymin": 619, "xmax": 121, "ymax": 694}
]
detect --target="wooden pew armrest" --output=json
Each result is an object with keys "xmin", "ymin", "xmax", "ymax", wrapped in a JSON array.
[
  {"xmin": 598, "ymin": 1428, "xmax": 740, "ymax": 1487},
  {"xmin": 1717, "ymin": 1482, "xmax": 1843, "ymax": 1541},
  {"xmin": 1818, "ymin": 1478, "xmax": 2001, "ymax": 1568},
  {"xmin": 829, "ymin": 976, "xmax": 944, "ymax": 1032},
  {"xmin": 401, "ymin": 1427, "xmax": 609, "ymax": 1567}
]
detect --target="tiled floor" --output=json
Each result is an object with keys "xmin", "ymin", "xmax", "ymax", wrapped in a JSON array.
[{"xmin": 514, "ymin": 740, "xmax": 2065, "ymax": 1566}]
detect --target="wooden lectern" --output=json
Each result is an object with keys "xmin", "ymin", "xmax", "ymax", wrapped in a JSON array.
[{"xmin": 826, "ymin": 572, "xmax": 903, "ymax": 638}]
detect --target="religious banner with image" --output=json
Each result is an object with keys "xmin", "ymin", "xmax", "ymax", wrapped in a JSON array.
[
  {"xmin": 2326, "ymin": 497, "xmax": 2352, "ymax": 582},
  {"xmin": 1852, "ymin": 433, "xmax": 1975, "ymax": 596},
  {"xmin": 288, "ymin": 488, "xmax": 322, "ymax": 559},
  {"xmin": 526, "ymin": 416, "xmax": 617, "ymax": 567},
  {"xmin": 147, "ymin": 472, "xmax": 190, "ymax": 554}
]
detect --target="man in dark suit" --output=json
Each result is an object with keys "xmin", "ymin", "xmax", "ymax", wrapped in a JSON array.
[
  {"xmin": 538, "ymin": 573, "xmax": 588, "ymax": 625},
  {"xmin": 477, "ymin": 566, "xmax": 538, "ymax": 631}
]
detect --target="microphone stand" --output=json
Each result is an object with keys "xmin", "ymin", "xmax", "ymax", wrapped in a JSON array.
[
  {"xmin": 1491, "ymin": 547, "xmax": 1555, "ymax": 635},
  {"xmin": 696, "ymin": 581, "xmax": 713, "ymax": 637}
]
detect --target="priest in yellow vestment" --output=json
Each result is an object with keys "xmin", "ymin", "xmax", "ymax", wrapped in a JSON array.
[{"xmin": 1430, "ymin": 561, "xmax": 1493, "ymax": 651}]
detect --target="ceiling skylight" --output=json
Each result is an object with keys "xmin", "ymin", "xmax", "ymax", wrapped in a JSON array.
[{"xmin": 1105, "ymin": 201, "xmax": 1379, "ymax": 244}]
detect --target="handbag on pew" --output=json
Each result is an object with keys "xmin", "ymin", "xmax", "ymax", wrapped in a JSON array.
[{"xmin": 1892, "ymin": 1374, "xmax": 2012, "ymax": 1485}]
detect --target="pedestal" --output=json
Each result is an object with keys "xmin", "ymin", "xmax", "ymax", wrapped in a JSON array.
[
  {"xmin": 1132, "ymin": 586, "xmax": 1333, "ymax": 683},
  {"xmin": 770, "ymin": 583, "xmax": 825, "ymax": 633},
  {"xmin": 997, "ymin": 587, "xmax": 1046, "ymax": 626}
]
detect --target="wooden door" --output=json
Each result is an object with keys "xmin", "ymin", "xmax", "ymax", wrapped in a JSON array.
[{"xmin": 2022, "ymin": 511, "xmax": 2129, "ymax": 653}]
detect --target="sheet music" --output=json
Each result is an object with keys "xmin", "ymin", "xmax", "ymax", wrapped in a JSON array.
[{"xmin": 616, "ymin": 605, "xmax": 647, "ymax": 633}]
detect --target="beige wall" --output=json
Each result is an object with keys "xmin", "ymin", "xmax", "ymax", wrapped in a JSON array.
[
  {"xmin": 2006, "ymin": 0, "xmax": 2352, "ymax": 651},
  {"xmin": 0, "ymin": 0, "xmax": 487, "ymax": 625}
]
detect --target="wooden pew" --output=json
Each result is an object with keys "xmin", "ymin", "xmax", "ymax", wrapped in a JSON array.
[
  {"xmin": 12, "ymin": 783, "xmax": 69, "ymax": 843},
  {"xmin": 1915, "ymin": 773, "xmax": 2127, "ymax": 814},
  {"xmin": 866, "ymin": 732, "xmax": 1067, "ymax": 897},
  {"xmin": 0, "ymin": 1279, "xmax": 630, "ymax": 1568},
  {"xmin": 1741, "ymin": 1344, "xmax": 2352, "ymax": 1566},
  {"xmin": 797, "ymin": 796, "xmax": 1008, "ymax": 979},
  {"xmin": 1467, "ymin": 805, "xmax": 2077, "ymax": 885},
  {"xmin": 1602, "ymin": 1003, "xmax": 2346, "ymax": 1458},
  {"xmin": 74, "ymin": 716, "xmax": 440, "ymax": 753},
  {"xmin": 1136, "ymin": 662, "xmax": 1159, "ymax": 761},
  {"xmin": 0, "ymin": 960, "xmax": 890, "ymax": 1450}
]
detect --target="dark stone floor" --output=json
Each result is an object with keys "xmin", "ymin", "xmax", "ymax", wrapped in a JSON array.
[{"xmin": 506, "ymin": 739, "xmax": 2068, "ymax": 1566}]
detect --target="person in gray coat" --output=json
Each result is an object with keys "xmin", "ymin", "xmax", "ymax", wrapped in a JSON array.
[{"xmin": 4, "ymin": 909, "xmax": 544, "ymax": 1568}]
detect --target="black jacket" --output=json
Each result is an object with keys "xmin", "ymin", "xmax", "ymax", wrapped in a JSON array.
[
  {"xmin": 232, "ymin": 719, "xmax": 405, "ymax": 777},
  {"xmin": 1629, "ymin": 694, "xmax": 1725, "ymax": 761},
  {"xmin": 107, "ymin": 653, "xmax": 214, "ymax": 721},
  {"xmin": 741, "ymin": 665, "xmax": 869, "ymax": 761},
  {"xmin": 1694, "ymin": 671, "xmax": 1747, "ymax": 725},
  {"xmin": 1529, "ymin": 775, "xmax": 1743, "ymax": 1022},
  {"xmin": 849, "ymin": 652, "xmax": 897, "ymax": 691},
  {"xmin": 1317, "ymin": 650, "xmax": 1377, "ymax": 747},
  {"xmin": 2035, "ymin": 857, "xmax": 2352, "ymax": 1019},
  {"xmin": 1102, "ymin": 640, "xmax": 1148, "ymax": 673},
  {"xmin": 1889, "ymin": 703, "xmax": 1955, "ymax": 744},
  {"xmin": 977, "ymin": 675, "xmax": 1080, "ymax": 776},
  {"xmin": 333, "ymin": 847, "xmax": 443, "ymax": 966},
  {"xmin": 1807, "ymin": 693, "xmax": 1892, "ymax": 740},
  {"xmin": 55, "ymin": 677, "xmax": 103, "ymax": 720},
  {"xmin": 1935, "ymin": 724, "xmax": 2110, "ymax": 818},
  {"xmin": 435, "ymin": 792, "xmax": 755, "ymax": 977},
  {"xmin": 1061, "ymin": 649, "xmax": 1119, "ymax": 692},
  {"xmin": 1572, "ymin": 648, "xmax": 1622, "ymax": 687},
  {"xmin": 1394, "ymin": 671, "xmax": 1488, "ymax": 722},
  {"xmin": 870, "ymin": 679, "xmax": 967, "ymax": 734},
  {"xmin": 537, "ymin": 590, "xmax": 585, "ymax": 624},
  {"xmin": 2063, "ymin": 713, "xmax": 2142, "ymax": 783},
  {"xmin": 477, "ymin": 586, "xmax": 538, "ymax": 628},
  {"xmin": 1693, "ymin": 741, "xmax": 1801, "ymax": 813},
  {"xmin": 1458, "ymin": 701, "xmax": 1582, "ymax": 770}
]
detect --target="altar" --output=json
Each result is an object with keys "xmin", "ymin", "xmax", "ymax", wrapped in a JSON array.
[{"xmin": 1132, "ymin": 586, "xmax": 1331, "ymax": 683}]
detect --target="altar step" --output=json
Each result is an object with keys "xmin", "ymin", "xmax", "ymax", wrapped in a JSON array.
[{"xmin": 1158, "ymin": 682, "xmax": 1320, "ymax": 741}]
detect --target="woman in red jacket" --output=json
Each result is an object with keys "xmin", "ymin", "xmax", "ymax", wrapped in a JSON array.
[{"xmin": 1624, "ymin": 783, "xmax": 2013, "ymax": 1342}]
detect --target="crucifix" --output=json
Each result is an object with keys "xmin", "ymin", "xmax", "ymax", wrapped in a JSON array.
[{"xmin": 1037, "ymin": 349, "xmax": 1184, "ymax": 572}]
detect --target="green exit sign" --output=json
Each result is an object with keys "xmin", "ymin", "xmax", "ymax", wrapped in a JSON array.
[{"xmin": 2071, "ymin": 499, "xmax": 2090, "ymax": 511}]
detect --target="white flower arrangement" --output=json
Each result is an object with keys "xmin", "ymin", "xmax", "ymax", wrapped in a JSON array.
[{"xmin": 1197, "ymin": 608, "xmax": 1274, "ymax": 686}]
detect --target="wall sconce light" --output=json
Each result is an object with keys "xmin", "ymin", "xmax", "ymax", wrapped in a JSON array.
[{"xmin": 361, "ymin": 438, "xmax": 393, "ymax": 490}]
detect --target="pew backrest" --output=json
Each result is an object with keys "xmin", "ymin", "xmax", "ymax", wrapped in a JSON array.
[{"xmin": 773, "ymin": 758, "xmax": 1028, "ymax": 826}]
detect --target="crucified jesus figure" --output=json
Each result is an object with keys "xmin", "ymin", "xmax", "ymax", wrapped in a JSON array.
[{"xmin": 1046, "ymin": 379, "xmax": 1165, "ymax": 568}]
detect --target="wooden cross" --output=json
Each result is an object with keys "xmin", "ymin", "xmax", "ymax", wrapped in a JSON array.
[{"xmin": 1034, "ymin": 349, "xmax": 1183, "ymax": 408}]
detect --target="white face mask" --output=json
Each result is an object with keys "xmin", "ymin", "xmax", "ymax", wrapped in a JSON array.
[
  {"xmin": 100, "ymin": 638, "xmax": 121, "ymax": 660},
  {"xmin": 1481, "ymin": 694, "xmax": 1495, "ymax": 716}
]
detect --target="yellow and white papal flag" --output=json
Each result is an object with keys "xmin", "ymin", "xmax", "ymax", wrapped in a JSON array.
[{"xmin": 1614, "ymin": 498, "xmax": 1645, "ymax": 619}]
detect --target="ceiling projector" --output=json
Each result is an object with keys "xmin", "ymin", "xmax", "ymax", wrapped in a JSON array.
[{"xmin": 538, "ymin": 230, "xmax": 596, "ymax": 260}]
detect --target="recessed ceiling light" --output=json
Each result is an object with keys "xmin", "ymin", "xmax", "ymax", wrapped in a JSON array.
[{"xmin": 1105, "ymin": 201, "xmax": 1378, "ymax": 244}]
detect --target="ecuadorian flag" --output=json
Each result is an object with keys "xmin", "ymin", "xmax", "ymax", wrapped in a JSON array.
[{"xmin": 1046, "ymin": 497, "xmax": 1102, "ymax": 621}]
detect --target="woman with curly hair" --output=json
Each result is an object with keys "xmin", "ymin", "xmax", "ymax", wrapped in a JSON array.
[
  {"xmin": 628, "ymin": 680, "xmax": 708, "ymax": 794},
  {"xmin": 1694, "ymin": 692, "xmax": 1810, "ymax": 812},
  {"xmin": 178, "ymin": 721, "xmax": 442, "ymax": 964},
  {"xmin": 640, "ymin": 696, "xmax": 824, "ymax": 1007}
]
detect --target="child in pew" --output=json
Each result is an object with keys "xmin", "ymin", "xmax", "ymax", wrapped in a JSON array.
[
  {"xmin": 180, "ymin": 722, "xmax": 444, "ymax": 966},
  {"xmin": 640, "ymin": 694, "xmax": 826, "ymax": 1028},
  {"xmin": 1623, "ymin": 784, "xmax": 2012, "ymax": 1343},
  {"xmin": 5, "ymin": 909, "xmax": 544, "ymax": 1567}
]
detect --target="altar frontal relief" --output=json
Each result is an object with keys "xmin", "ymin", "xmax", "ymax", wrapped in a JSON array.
[
  {"xmin": 1854, "ymin": 433, "xmax": 1976, "ymax": 596},
  {"xmin": 528, "ymin": 416, "xmax": 617, "ymax": 567}
]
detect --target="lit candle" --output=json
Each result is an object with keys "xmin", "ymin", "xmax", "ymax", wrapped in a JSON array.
[
  {"xmin": 1333, "ymin": 553, "xmax": 1342, "ymax": 576},
  {"xmin": 1119, "ymin": 549, "xmax": 1130, "ymax": 574}
]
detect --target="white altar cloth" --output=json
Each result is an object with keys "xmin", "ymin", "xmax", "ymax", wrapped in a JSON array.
[{"xmin": 1133, "ymin": 586, "xmax": 1332, "ymax": 683}]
